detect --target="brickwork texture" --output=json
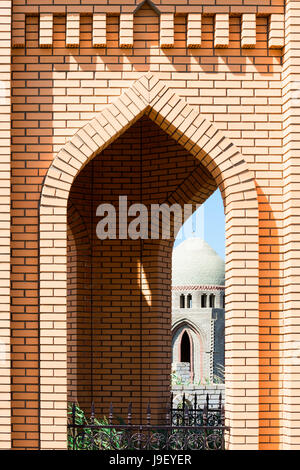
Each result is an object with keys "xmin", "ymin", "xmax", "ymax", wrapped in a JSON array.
[{"xmin": 1, "ymin": 0, "xmax": 298, "ymax": 451}]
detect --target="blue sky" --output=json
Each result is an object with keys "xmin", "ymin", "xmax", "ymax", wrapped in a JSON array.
[{"xmin": 174, "ymin": 189, "xmax": 225, "ymax": 260}]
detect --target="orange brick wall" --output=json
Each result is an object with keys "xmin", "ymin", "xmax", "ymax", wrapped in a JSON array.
[{"xmin": 4, "ymin": 0, "xmax": 299, "ymax": 451}]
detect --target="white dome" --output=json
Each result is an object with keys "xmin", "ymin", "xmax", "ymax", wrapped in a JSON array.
[{"xmin": 172, "ymin": 238, "xmax": 225, "ymax": 287}]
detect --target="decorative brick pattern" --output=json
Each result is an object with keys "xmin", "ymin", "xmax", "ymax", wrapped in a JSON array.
[
  {"xmin": 187, "ymin": 13, "xmax": 202, "ymax": 49},
  {"xmin": 269, "ymin": 14, "xmax": 284, "ymax": 49},
  {"xmin": 241, "ymin": 14, "xmax": 256, "ymax": 48},
  {"xmin": 66, "ymin": 13, "xmax": 80, "ymax": 48},
  {"xmin": 11, "ymin": 10, "xmax": 284, "ymax": 52},
  {"xmin": 39, "ymin": 13, "xmax": 53, "ymax": 48},
  {"xmin": 92, "ymin": 13, "xmax": 106, "ymax": 48},
  {"xmin": 173, "ymin": 285, "xmax": 224, "ymax": 291},
  {"xmin": 160, "ymin": 13, "xmax": 174, "ymax": 48},
  {"xmin": 12, "ymin": 12, "xmax": 25, "ymax": 48},
  {"xmin": 119, "ymin": 13, "xmax": 134, "ymax": 48},
  {"xmin": 0, "ymin": 0, "xmax": 11, "ymax": 450},
  {"xmin": 214, "ymin": 14, "xmax": 229, "ymax": 48}
]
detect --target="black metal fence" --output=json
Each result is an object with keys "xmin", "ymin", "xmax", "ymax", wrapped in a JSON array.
[{"xmin": 68, "ymin": 393, "xmax": 228, "ymax": 450}]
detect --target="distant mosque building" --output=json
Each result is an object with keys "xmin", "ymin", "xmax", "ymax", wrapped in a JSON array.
[{"xmin": 172, "ymin": 238, "xmax": 225, "ymax": 384}]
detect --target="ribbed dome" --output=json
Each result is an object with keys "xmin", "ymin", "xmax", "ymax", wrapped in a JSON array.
[{"xmin": 172, "ymin": 238, "xmax": 225, "ymax": 287}]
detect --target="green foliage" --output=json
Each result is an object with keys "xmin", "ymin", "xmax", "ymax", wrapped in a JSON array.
[
  {"xmin": 67, "ymin": 402, "xmax": 125, "ymax": 450},
  {"xmin": 171, "ymin": 371, "xmax": 189, "ymax": 385},
  {"xmin": 67, "ymin": 402, "xmax": 224, "ymax": 450}
]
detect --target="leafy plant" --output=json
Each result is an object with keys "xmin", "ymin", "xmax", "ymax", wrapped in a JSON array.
[
  {"xmin": 67, "ymin": 402, "xmax": 125, "ymax": 450},
  {"xmin": 171, "ymin": 371, "xmax": 191, "ymax": 386}
]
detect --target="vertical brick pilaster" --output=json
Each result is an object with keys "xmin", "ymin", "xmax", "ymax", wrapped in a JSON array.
[
  {"xmin": 241, "ymin": 14, "xmax": 256, "ymax": 49},
  {"xmin": 119, "ymin": 13, "xmax": 133, "ymax": 48},
  {"xmin": 39, "ymin": 13, "xmax": 53, "ymax": 48},
  {"xmin": 187, "ymin": 13, "xmax": 201, "ymax": 49},
  {"xmin": 282, "ymin": 0, "xmax": 300, "ymax": 450},
  {"xmin": 66, "ymin": 13, "xmax": 80, "ymax": 48},
  {"xmin": 269, "ymin": 14, "xmax": 284, "ymax": 49},
  {"xmin": 12, "ymin": 12, "xmax": 25, "ymax": 48},
  {"xmin": 160, "ymin": 13, "xmax": 174, "ymax": 49},
  {"xmin": 0, "ymin": 0, "xmax": 11, "ymax": 450},
  {"xmin": 93, "ymin": 13, "xmax": 106, "ymax": 48},
  {"xmin": 214, "ymin": 13, "xmax": 229, "ymax": 48}
]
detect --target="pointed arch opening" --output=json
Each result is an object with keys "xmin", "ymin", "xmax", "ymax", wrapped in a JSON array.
[
  {"xmin": 180, "ymin": 331, "xmax": 191, "ymax": 363},
  {"xmin": 39, "ymin": 73, "xmax": 259, "ymax": 449}
]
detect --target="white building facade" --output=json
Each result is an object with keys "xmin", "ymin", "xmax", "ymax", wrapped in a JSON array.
[{"xmin": 172, "ymin": 238, "xmax": 225, "ymax": 384}]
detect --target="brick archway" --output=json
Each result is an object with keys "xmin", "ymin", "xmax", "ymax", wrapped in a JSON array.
[{"xmin": 39, "ymin": 72, "xmax": 259, "ymax": 449}]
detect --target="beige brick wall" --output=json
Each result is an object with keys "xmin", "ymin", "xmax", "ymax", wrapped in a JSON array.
[
  {"xmin": 282, "ymin": 0, "xmax": 300, "ymax": 450},
  {"xmin": 0, "ymin": 0, "xmax": 11, "ymax": 450}
]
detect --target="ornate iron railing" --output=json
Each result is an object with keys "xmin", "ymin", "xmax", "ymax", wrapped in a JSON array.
[
  {"xmin": 68, "ymin": 394, "xmax": 228, "ymax": 450},
  {"xmin": 170, "ymin": 392, "xmax": 224, "ymax": 427}
]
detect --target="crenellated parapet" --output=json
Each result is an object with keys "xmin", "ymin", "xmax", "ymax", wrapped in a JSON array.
[{"xmin": 12, "ymin": 6, "xmax": 285, "ymax": 51}]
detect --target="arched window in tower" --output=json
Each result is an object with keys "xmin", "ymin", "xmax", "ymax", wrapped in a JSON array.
[
  {"xmin": 180, "ymin": 331, "xmax": 191, "ymax": 363},
  {"xmin": 187, "ymin": 294, "xmax": 192, "ymax": 308},
  {"xmin": 221, "ymin": 292, "xmax": 225, "ymax": 308},
  {"xmin": 201, "ymin": 293, "xmax": 207, "ymax": 308},
  {"xmin": 180, "ymin": 294, "xmax": 185, "ymax": 308},
  {"xmin": 209, "ymin": 294, "xmax": 215, "ymax": 308}
]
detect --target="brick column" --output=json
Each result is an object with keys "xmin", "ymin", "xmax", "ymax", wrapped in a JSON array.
[
  {"xmin": 282, "ymin": 0, "xmax": 300, "ymax": 450},
  {"xmin": 0, "ymin": 0, "xmax": 11, "ymax": 449}
]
